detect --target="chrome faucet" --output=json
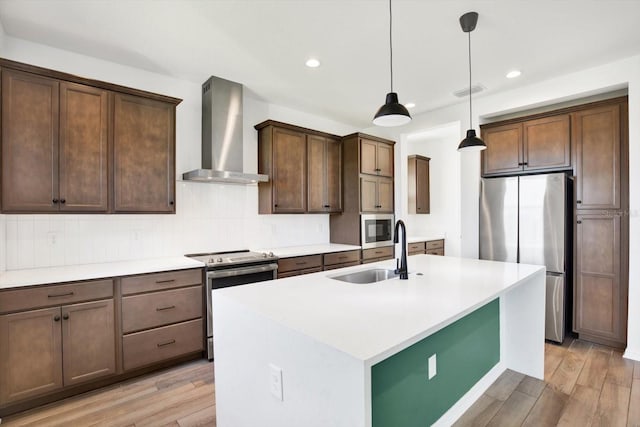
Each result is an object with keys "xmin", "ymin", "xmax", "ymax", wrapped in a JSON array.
[{"xmin": 394, "ymin": 219, "xmax": 408, "ymax": 280}]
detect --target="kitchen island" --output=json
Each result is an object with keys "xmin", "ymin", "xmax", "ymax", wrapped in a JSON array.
[{"xmin": 213, "ymin": 254, "xmax": 545, "ymax": 427}]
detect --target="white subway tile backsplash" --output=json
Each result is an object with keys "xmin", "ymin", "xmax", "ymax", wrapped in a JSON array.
[{"xmin": 1, "ymin": 182, "xmax": 330, "ymax": 270}]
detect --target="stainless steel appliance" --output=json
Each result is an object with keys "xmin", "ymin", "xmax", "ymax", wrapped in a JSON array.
[
  {"xmin": 361, "ymin": 214, "xmax": 394, "ymax": 249},
  {"xmin": 186, "ymin": 250, "xmax": 278, "ymax": 360},
  {"xmin": 479, "ymin": 173, "xmax": 572, "ymax": 343}
]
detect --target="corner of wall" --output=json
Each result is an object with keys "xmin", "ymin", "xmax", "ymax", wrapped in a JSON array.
[{"xmin": 0, "ymin": 214, "xmax": 6, "ymax": 272}]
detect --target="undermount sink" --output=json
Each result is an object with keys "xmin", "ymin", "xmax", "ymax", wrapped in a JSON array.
[{"xmin": 330, "ymin": 268, "xmax": 399, "ymax": 284}]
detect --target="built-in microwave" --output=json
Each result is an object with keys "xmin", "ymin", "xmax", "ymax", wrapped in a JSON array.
[{"xmin": 361, "ymin": 214, "xmax": 394, "ymax": 249}]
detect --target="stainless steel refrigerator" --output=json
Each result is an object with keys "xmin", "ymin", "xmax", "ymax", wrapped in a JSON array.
[{"xmin": 479, "ymin": 172, "xmax": 572, "ymax": 343}]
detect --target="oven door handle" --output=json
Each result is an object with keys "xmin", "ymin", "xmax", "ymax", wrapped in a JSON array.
[{"xmin": 207, "ymin": 263, "xmax": 279, "ymax": 279}]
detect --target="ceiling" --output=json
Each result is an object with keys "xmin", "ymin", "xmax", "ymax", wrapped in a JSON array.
[{"xmin": 1, "ymin": 0, "xmax": 639, "ymax": 128}]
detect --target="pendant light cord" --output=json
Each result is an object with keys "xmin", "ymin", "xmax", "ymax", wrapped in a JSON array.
[
  {"xmin": 389, "ymin": 0, "xmax": 393, "ymax": 93},
  {"xmin": 468, "ymin": 31, "xmax": 472, "ymax": 129}
]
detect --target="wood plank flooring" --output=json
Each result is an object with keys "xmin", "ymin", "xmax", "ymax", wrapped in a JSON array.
[
  {"xmin": 1, "ymin": 338, "xmax": 638, "ymax": 426},
  {"xmin": 456, "ymin": 339, "xmax": 640, "ymax": 427}
]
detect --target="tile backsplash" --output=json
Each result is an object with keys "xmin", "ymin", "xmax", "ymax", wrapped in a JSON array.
[{"xmin": 2, "ymin": 182, "xmax": 328, "ymax": 270}]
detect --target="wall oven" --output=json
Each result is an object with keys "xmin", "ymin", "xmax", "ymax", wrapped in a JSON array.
[
  {"xmin": 186, "ymin": 250, "xmax": 278, "ymax": 360},
  {"xmin": 361, "ymin": 214, "xmax": 394, "ymax": 249}
]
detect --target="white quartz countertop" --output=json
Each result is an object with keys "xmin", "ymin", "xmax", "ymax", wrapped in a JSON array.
[
  {"xmin": 253, "ymin": 243, "xmax": 362, "ymax": 258},
  {"xmin": 0, "ymin": 257, "xmax": 205, "ymax": 289},
  {"xmin": 407, "ymin": 234, "xmax": 445, "ymax": 243},
  {"xmin": 214, "ymin": 255, "xmax": 545, "ymax": 364}
]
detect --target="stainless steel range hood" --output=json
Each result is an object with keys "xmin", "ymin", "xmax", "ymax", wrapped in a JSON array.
[{"xmin": 182, "ymin": 76, "xmax": 268, "ymax": 184}]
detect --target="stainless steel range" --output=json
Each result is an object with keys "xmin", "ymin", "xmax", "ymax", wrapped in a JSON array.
[{"xmin": 186, "ymin": 250, "xmax": 278, "ymax": 360}]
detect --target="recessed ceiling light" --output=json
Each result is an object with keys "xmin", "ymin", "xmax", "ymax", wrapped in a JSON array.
[
  {"xmin": 305, "ymin": 58, "xmax": 320, "ymax": 68},
  {"xmin": 506, "ymin": 70, "xmax": 521, "ymax": 79},
  {"xmin": 404, "ymin": 102, "xmax": 416, "ymax": 109}
]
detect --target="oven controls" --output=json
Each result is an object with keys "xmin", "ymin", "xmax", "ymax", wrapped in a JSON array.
[
  {"xmin": 208, "ymin": 258, "xmax": 214, "ymax": 264},
  {"xmin": 269, "ymin": 252, "xmax": 275, "ymax": 257},
  {"xmin": 217, "ymin": 257, "xmax": 223, "ymax": 263}
]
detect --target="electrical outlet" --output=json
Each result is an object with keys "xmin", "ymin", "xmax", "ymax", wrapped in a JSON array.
[
  {"xmin": 269, "ymin": 364, "xmax": 283, "ymax": 401},
  {"xmin": 428, "ymin": 354, "xmax": 437, "ymax": 380}
]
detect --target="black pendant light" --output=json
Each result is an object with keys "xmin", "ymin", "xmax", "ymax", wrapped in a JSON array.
[
  {"xmin": 373, "ymin": 0, "xmax": 411, "ymax": 127},
  {"xmin": 457, "ymin": 12, "xmax": 486, "ymax": 151}
]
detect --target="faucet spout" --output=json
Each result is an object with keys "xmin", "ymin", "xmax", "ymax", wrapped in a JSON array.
[{"xmin": 393, "ymin": 219, "xmax": 408, "ymax": 280}]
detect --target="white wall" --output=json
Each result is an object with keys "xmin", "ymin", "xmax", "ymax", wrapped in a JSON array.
[
  {"xmin": 394, "ymin": 123, "xmax": 462, "ymax": 256},
  {"xmin": 379, "ymin": 54, "xmax": 640, "ymax": 359},
  {"xmin": 0, "ymin": 36, "xmax": 358, "ymax": 270}
]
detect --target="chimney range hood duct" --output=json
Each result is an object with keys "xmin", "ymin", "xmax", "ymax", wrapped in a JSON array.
[{"xmin": 182, "ymin": 76, "xmax": 268, "ymax": 184}]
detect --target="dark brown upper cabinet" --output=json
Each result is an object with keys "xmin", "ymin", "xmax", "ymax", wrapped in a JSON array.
[
  {"xmin": 481, "ymin": 114, "xmax": 570, "ymax": 176},
  {"xmin": 360, "ymin": 137, "xmax": 393, "ymax": 177},
  {"xmin": 113, "ymin": 94, "xmax": 176, "ymax": 213},
  {"xmin": 256, "ymin": 120, "xmax": 342, "ymax": 214},
  {"xmin": 1, "ymin": 70, "xmax": 108, "ymax": 213},
  {"xmin": 307, "ymin": 135, "xmax": 342, "ymax": 213},
  {"xmin": 0, "ymin": 58, "xmax": 181, "ymax": 214},
  {"xmin": 573, "ymin": 104, "xmax": 621, "ymax": 211},
  {"xmin": 408, "ymin": 155, "xmax": 430, "ymax": 214}
]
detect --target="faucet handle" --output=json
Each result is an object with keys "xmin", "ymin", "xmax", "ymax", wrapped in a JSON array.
[{"xmin": 394, "ymin": 258, "xmax": 400, "ymax": 274}]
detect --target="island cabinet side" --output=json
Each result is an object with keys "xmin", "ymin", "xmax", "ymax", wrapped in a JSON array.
[{"xmin": 371, "ymin": 299, "xmax": 500, "ymax": 427}]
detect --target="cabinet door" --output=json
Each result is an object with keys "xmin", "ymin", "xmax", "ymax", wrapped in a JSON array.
[
  {"xmin": 523, "ymin": 114, "xmax": 571, "ymax": 171},
  {"xmin": 325, "ymin": 137, "xmax": 342, "ymax": 212},
  {"xmin": 113, "ymin": 93, "xmax": 175, "ymax": 212},
  {"xmin": 415, "ymin": 158, "xmax": 429, "ymax": 213},
  {"xmin": 272, "ymin": 127, "xmax": 307, "ymax": 213},
  {"xmin": 360, "ymin": 176, "xmax": 378, "ymax": 212},
  {"xmin": 1, "ymin": 69, "xmax": 60, "ymax": 212},
  {"xmin": 307, "ymin": 135, "xmax": 326, "ymax": 212},
  {"xmin": 0, "ymin": 307, "xmax": 63, "ymax": 404},
  {"xmin": 61, "ymin": 299, "xmax": 116, "ymax": 386},
  {"xmin": 59, "ymin": 82, "xmax": 109, "ymax": 212},
  {"xmin": 360, "ymin": 138, "xmax": 378, "ymax": 175},
  {"xmin": 377, "ymin": 177, "xmax": 394, "ymax": 213},
  {"xmin": 481, "ymin": 123, "xmax": 523, "ymax": 176},
  {"xmin": 376, "ymin": 142, "xmax": 394, "ymax": 177},
  {"xmin": 573, "ymin": 105, "xmax": 620, "ymax": 210},
  {"xmin": 574, "ymin": 213, "xmax": 624, "ymax": 343}
]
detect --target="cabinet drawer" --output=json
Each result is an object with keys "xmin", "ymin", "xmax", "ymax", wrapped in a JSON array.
[
  {"xmin": 427, "ymin": 248, "xmax": 445, "ymax": 256},
  {"xmin": 122, "ymin": 319, "xmax": 203, "ymax": 371},
  {"xmin": 122, "ymin": 285, "xmax": 202, "ymax": 333},
  {"xmin": 408, "ymin": 242, "xmax": 425, "ymax": 253},
  {"xmin": 323, "ymin": 261, "xmax": 360, "ymax": 271},
  {"xmin": 121, "ymin": 269, "xmax": 202, "ymax": 295},
  {"xmin": 278, "ymin": 255, "xmax": 323, "ymax": 273},
  {"xmin": 425, "ymin": 240, "xmax": 444, "ymax": 250},
  {"xmin": 323, "ymin": 250, "xmax": 360, "ymax": 266},
  {"xmin": 0, "ymin": 279, "xmax": 113, "ymax": 314},
  {"xmin": 278, "ymin": 267, "xmax": 323, "ymax": 279},
  {"xmin": 362, "ymin": 246, "xmax": 394, "ymax": 261}
]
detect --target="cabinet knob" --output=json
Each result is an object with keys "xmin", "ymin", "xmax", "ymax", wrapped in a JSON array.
[
  {"xmin": 323, "ymin": 205, "xmax": 330, "ymax": 208},
  {"xmin": 54, "ymin": 315, "xmax": 60, "ymax": 322},
  {"xmin": 274, "ymin": 204, "xmax": 279, "ymax": 207},
  {"xmin": 169, "ymin": 201, "xmax": 174, "ymax": 205},
  {"xmin": 63, "ymin": 314, "xmax": 69, "ymax": 320},
  {"xmin": 52, "ymin": 198, "xmax": 59, "ymax": 204},
  {"xmin": 577, "ymin": 220, "xmax": 582, "ymax": 224},
  {"xmin": 577, "ymin": 200, "xmax": 582, "ymax": 204},
  {"xmin": 60, "ymin": 199, "xmax": 66, "ymax": 204}
]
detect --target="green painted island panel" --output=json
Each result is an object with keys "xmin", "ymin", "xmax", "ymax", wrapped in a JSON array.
[{"xmin": 371, "ymin": 298, "xmax": 500, "ymax": 427}]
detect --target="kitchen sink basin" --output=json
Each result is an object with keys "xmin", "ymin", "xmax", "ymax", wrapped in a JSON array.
[{"xmin": 330, "ymin": 268, "xmax": 399, "ymax": 284}]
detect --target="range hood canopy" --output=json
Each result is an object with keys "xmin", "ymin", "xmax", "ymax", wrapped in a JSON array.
[{"xmin": 182, "ymin": 76, "xmax": 268, "ymax": 184}]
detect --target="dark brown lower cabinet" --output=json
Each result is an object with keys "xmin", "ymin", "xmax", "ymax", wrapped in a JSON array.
[
  {"xmin": 0, "ymin": 299, "xmax": 115, "ymax": 404},
  {"xmin": 574, "ymin": 213, "xmax": 626, "ymax": 346}
]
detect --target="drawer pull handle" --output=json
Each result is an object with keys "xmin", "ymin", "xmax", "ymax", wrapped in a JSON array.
[
  {"xmin": 156, "ymin": 305, "xmax": 176, "ymax": 311},
  {"xmin": 339, "ymin": 256, "xmax": 348, "ymax": 260},
  {"xmin": 48, "ymin": 292, "xmax": 74, "ymax": 298},
  {"xmin": 157, "ymin": 339, "xmax": 176, "ymax": 348},
  {"xmin": 295, "ymin": 262, "xmax": 307, "ymax": 265},
  {"xmin": 155, "ymin": 279, "xmax": 175, "ymax": 284}
]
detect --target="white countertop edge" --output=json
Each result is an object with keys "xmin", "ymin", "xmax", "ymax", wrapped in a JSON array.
[
  {"xmin": 407, "ymin": 235, "xmax": 445, "ymax": 244},
  {"xmin": 363, "ymin": 267, "xmax": 546, "ymax": 366},
  {"xmin": 254, "ymin": 243, "xmax": 363, "ymax": 258},
  {"xmin": 0, "ymin": 256, "xmax": 205, "ymax": 289}
]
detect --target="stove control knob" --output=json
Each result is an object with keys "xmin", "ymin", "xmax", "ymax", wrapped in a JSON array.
[
  {"xmin": 208, "ymin": 258, "xmax": 214, "ymax": 264},
  {"xmin": 269, "ymin": 252, "xmax": 275, "ymax": 257},
  {"xmin": 216, "ymin": 257, "xmax": 223, "ymax": 263}
]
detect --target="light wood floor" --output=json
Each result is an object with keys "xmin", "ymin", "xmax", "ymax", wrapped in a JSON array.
[{"xmin": 2, "ymin": 338, "xmax": 638, "ymax": 426}]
